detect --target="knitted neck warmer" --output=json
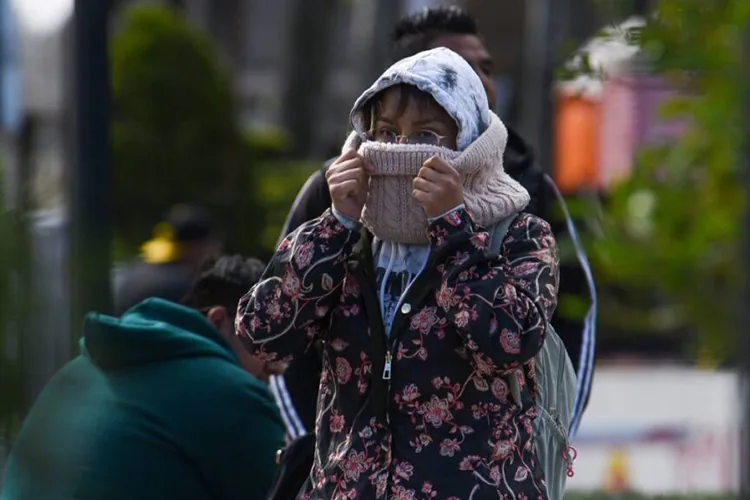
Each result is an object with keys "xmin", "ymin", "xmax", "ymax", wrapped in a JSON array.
[{"xmin": 342, "ymin": 113, "xmax": 530, "ymax": 244}]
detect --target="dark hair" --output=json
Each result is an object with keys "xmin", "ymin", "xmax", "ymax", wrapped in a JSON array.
[
  {"xmin": 181, "ymin": 254, "xmax": 266, "ymax": 316},
  {"xmin": 389, "ymin": 6, "xmax": 479, "ymax": 63},
  {"xmin": 165, "ymin": 204, "xmax": 214, "ymax": 242},
  {"xmin": 363, "ymin": 84, "xmax": 439, "ymax": 131}
]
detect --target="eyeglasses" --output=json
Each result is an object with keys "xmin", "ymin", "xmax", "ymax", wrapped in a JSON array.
[{"xmin": 367, "ymin": 128, "xmax": 448, "ymax": 147}]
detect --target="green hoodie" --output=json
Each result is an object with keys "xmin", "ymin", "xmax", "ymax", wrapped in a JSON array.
[{"xmin": 1, "ymin": 298, "xmax": 284, "ymax": 500}]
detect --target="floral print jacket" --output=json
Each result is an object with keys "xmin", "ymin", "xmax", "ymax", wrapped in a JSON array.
[{"xmin": 236, "ymin": 207, "xmax": 559, "ymax": 500}]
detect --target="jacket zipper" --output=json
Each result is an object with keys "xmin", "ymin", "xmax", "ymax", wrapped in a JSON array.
[
  {"xmin": 383, "ymin": 351, "xmax": 392, "ymax": 428},
  {"xmin": 383, "ymin": 352, "xmax": 392, "ymax": 380},
  {"xmin": 351, "ymin": 233, "xmax": 468, "ymax": 498},
  {"xmin": 350, "ymin": 254, "xmax": 393, "ymax": 498},
  {"xmin": 350, "ymin": 260, "xmax": 390, "ymax": 424}
]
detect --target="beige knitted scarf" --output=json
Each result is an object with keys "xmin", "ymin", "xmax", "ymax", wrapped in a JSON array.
[{"xmin": 341, "ymin": 113, "xmax": 530, "ymax": 244}]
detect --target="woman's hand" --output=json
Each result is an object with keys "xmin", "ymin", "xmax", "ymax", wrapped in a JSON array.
[
  {"xmin": 412, "ymin": 156, "xmax": 464, "ymax": 218},
  {"xmin": 326, "ymin": 148, "xmax": 372, "ymax": 220}
]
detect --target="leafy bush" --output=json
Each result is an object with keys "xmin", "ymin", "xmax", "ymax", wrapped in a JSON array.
[
  {"xmin": 584, "ymin": 1, "xmax": 749, "ymax": 363},
  {"xmin": 250, "ymin": 160, "xmax": 318, "ymax": 260},
  {"xmin": 111, "ymin": 3, "xmax": 238, "ymax": 253},
  {"xmin": 109, "ymin": 4, "xmax": 312, "ymax": 263},
  {"xmin": 218, "ymin": 127, "xmax": 315, "ymax": 261}
]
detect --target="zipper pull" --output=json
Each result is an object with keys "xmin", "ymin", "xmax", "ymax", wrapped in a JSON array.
[{"xmin": 382, "ymin": 352, "xmax": 392, "ymax": 380}]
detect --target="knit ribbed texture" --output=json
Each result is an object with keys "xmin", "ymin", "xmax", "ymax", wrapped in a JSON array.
[{"xmin": 342, "ymin": 113, "xmax": 530, "ymax": 244}]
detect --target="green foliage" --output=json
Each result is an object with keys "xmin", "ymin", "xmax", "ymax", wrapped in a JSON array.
[
  {"xmin": 222, "ymin": 128, "xmax": 311, "ymax": 261},
  {"xmin": 585, "ymin": 0, "xmax": 750, "ymax": 362},
  {"xmin": 251, "ymin": 160, "xmax": 318, "ymax": 260},
  {"xmin": 109, "ymin": 4, "xmax": 305, "ymax": 263},
  {"xmin": 111, "ymin": 3, "xmax": 237, "ymax": 252}
]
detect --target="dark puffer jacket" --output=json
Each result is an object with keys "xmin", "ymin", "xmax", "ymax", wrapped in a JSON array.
[{"xmin": 237, "ymin": 207, "xmax": 558, "ymax": 499}]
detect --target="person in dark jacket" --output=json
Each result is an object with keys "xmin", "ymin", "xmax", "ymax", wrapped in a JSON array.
[
  {"xmin": 238, "ymin": 47, "xmax": 557, "ymax": 499},
  {"xmin": 114, "ymin": 204, "xmax": 222, "ymax": 315},
  {"xmin": 1, "ymin": 255, "xmax": 284, "ymax": 500},
  {"xmin": 273, "ymin": 6, "xmax": 596, "ymax": 442}
]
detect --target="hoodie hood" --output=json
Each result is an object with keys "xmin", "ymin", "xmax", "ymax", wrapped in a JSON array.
[
  {"xmin": 350, "ymin": 47, "xmax": 490, "ymax": 151},
  {"xmin": 82, "ymin": 298, "xmax": 237, "ymax": 370}
]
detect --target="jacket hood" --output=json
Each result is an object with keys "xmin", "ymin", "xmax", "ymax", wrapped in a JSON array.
[
  {"xmin": 82, "ymin": 298, "xmax": 238, "ymax": 370},
  {"xmin": 350, "ymin": 47, "xmax": 490, "ymax": 151}
]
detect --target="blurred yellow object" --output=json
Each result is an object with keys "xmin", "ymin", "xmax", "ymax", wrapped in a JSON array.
[
  {"xmin": 141, "ymin": 223, "xmax": 182, "ymax": 264},
  {"xmin": 604, "ymin": 447, "xmax": 630, "ymax": 492},
  {"xmin": 696, "ymin": 346, "xmax": 718, "ymax": 371}
]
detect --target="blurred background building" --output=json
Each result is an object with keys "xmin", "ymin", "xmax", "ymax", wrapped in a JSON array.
[{"xmin": 66, "ymin": 0, "xmax": 610, "ymax": 157}]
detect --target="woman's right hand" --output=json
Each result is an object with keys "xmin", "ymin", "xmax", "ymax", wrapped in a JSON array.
[{"xmin": 326, "ymin": 148, "xmax": 372, "ymax": 221}]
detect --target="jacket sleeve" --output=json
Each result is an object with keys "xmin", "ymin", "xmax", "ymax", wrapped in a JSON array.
[
  {"xmin": 277, "ymin": 164, "xmax": 333, "ymax": 245},
  {"xmin": 236, "ymin": 209, "xmax": 358, "ymax": 363},
  {"xmin": 428, "ymin": 209, "xmax": 559, "ymax": 374}
]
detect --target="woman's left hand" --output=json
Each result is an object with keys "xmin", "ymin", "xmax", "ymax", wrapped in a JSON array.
[{"xmin": 412, "ymin": 156, "xmax": 464, "ymax": 218}]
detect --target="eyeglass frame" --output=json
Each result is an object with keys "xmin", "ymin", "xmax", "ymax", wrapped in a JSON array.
[{"xmin": 365, "ymin": 128, "xmax": 449, "ymax": 147}]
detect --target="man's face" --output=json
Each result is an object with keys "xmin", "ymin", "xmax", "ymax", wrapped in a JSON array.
[{"xmin": 429, "ymin": 34, "xmax": 497, "ymax": 111}]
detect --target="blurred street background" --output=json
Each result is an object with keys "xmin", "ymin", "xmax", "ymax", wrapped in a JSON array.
[{"xmin": 1, "ymin": 0, "xmax": 749, "ymax": 498}]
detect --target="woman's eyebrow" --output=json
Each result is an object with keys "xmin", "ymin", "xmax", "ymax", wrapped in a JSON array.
[
  {"xmin": 374, "ymin": 115, "xmax": 447, "ymax": 127},
  {"xmin": 413, "ymin": 117, "xmax": 447, "ymax": 127},
  {"xmin": 374, "ymin": 116, "xmax": 397, "ymax": 125}
]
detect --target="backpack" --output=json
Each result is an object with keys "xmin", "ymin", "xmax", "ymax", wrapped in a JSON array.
[{"xmin": 485, "ymin": 215, "xmax": 578, "ymax": 500}]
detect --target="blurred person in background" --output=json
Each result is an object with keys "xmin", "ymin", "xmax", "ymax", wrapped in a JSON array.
[
  {"xmin": 1, "ymin": 255, "xmax": 284, "ymax": 500},
  {"xmin": 274, "ymin": 5, "xmax": 596, "ymax": 443},
  {"xmin": 113, "ymin": 203, "xmax": 222, "ymax": 315}
]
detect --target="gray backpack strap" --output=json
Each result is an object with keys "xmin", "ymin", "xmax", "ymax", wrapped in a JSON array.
[
  {"xmin": 485, "ymin": 215, "xmax": 523, "ymax": 407},
  {"xmin": 487, "ymin": 210, "xmax": 578, "ymax": 499},
  {"xmin": 485, "ymin": 215, "xmax": 518, "ymax": 259},
  {"xmin": 508, "ymin": 373, "xmax": 523, "ymax": 408}
]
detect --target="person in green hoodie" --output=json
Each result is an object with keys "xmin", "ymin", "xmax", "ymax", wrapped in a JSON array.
[{"xmin": 1, "ymin": 255, "xmax": 285, "ymax": 500}]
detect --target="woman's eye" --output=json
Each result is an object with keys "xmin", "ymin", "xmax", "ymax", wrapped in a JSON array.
[
  {"xmin": 414, "ymin": 131, "xmax": 440, "ymax": 145},
  {"xmin": 375, "ymin": 129, "xmax": 397, "ymax": 143}
]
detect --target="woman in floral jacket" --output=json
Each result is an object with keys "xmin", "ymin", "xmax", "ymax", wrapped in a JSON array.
[{"xmin": 236, "ymin": 47, "xmax": 559, "ymax": 499}]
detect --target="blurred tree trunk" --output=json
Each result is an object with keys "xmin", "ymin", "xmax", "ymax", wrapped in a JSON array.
[
  {"xmin": 69, "ymin": 0, "xmax": 113, "ymax": 332},
  {"xmin": 517, "ymin": 0, "xmax": 559, "ymax": 173},
  {"xmin": 282, "ymin": 0, "xmax": 336, "ymax": 159},
  {"xmin": 740, "ymin": 20, "xmax": 750, "ymax": 498},
  {"xmin": 0, "ymin": 118, "xmax": 33, "ymax": 439},
  {"xmin": 206, "ymin": 0, "xmax": 245, "ymax": 249},
  {"xmin": 208, "ymin": 0, "xmax": 244, "ymax": 74}
]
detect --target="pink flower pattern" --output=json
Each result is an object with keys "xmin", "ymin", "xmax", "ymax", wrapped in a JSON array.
[{"xmin": 236, "ymin": 208, "xmax": 558, "ymax": 499}]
